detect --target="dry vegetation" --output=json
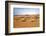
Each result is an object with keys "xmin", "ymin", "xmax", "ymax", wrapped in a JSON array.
[{"xmin": 14, "ymin": 15, "xmax": 40, "ymax": 28}]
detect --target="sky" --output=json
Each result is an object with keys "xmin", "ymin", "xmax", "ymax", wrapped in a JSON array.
[{"xmin": 13, "ymin": 8, "xmax": 40, "ymax": 16}]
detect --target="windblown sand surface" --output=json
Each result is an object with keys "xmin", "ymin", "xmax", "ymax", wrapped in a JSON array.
[{"xmin": 14, "ymin": 15, "xmax": 40, "ymax": 28}]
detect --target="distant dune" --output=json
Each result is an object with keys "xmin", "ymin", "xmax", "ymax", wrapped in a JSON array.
[{"xmin": 14, "ymin": 14, "xmax": 40, "ymax": 28}]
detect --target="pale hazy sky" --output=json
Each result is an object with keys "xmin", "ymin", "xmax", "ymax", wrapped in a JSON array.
[{"xmin": 13, "ymin": 8, "xmax": 40, "ymax": 15}]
